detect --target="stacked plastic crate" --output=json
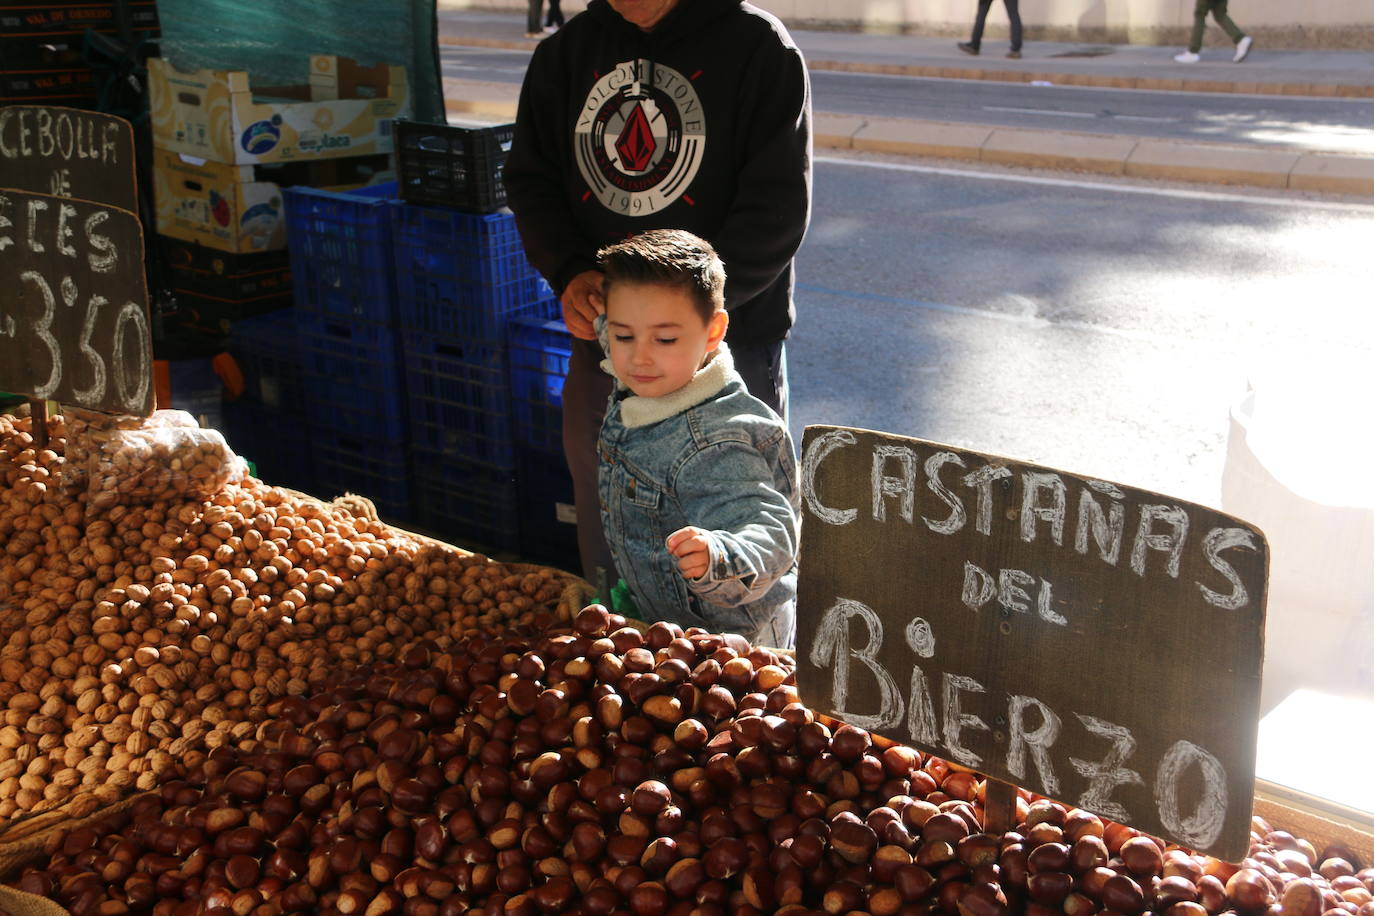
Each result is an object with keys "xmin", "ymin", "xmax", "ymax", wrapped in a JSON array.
[
  {"xmin": 225, "ymin": 183, "xmax": 412, "ymax": 522},
  {"xmin": 508, "ymin": 315, "xmax": 578, "ymax": 569},
  {"xmin": 391, "ymin": 120, "xmax": 558, "ymax": 552}
]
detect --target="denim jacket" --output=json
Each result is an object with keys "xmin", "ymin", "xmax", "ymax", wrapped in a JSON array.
[{"xmin": 597, "ymin": 337, "xmax": 800, "ymax": 649}]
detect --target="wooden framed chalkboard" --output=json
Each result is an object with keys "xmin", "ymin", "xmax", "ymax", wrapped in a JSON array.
[
  {"xmin": 0, "ymin": 188, "xmax": 154, "ymax": 417},
  {"xmin": 0, "ymin": 106, "xmax": 138, "ymax": 213},
  {"xmin": 796, "ymin": 426, "xmax": 1268, "ymax": 861}
]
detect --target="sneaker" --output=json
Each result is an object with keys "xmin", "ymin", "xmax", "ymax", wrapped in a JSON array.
[
  {"xmin": 1173, "ymin": 51, "xmax": 1200, "ymax": 63},
  {"xmin": 957, "ymin": 42, "xmax": 979, "ymax": 56},
  {"xmin": 1234, "ymin": 35, "xmax": 1253, "ymax": 62},
  {"xmin": 1006, "ymin": 50, "xmax": 1021, "ymax": 59}
]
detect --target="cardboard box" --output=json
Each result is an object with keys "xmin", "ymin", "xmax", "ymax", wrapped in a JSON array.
[
  {"xmin": 152, "ymin": 147, "xmax": 391, "ymax": 253},
  {"xmin": 148, "ymin": 55, "xmax": 409, "ymax": 165}
]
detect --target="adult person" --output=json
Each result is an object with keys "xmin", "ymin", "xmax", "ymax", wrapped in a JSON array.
[
  {"xmin": 957, "ymin": 0, "xmax": 1023, "ymax": 59},
  {"xmin": 504, "ymin": 0, "xmax": 813, "ymax": 586},
  {"xmin": 525, "ymin": 0, "xmax": 544, "ymax": 38},
  {"xmin": 1173, "ymin": 0, "xmax": 1253, "ymax": 63}
]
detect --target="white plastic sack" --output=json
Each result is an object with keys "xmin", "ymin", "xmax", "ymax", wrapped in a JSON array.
[{"xmin": 1222, "ymin": 370, "xmax": 1374, "ymax": 716}]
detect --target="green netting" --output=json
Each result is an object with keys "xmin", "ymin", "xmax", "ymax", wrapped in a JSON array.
[{"xmin": 155, "ymin": 0, "xmax": 443, "ymax": 124}]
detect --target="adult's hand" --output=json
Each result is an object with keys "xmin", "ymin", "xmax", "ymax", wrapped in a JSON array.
[{"xmin": 561, "ymin": 269, "xmax": 605, "ymax": 340}]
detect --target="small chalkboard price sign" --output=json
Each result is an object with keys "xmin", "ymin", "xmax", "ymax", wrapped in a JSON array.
[
  {"xmin": 0, "ymin": 106, "xmax": 138, "ymax": 214},
  {"xmin": 796, "ymin": 426, "xmax": 1269, "ymax": 861},
  {"xmin": 0, "ymin": 188, "xmax": 154, "ymax": 417}
]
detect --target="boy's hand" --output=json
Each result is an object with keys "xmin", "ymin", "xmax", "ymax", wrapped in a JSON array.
[
  {"xmin": 666, "ymin": 527, "xmax": 712, "ymax": 580},
  {"xmin": 561, "ymin": 270, "xmax": 605, "ymax": 340}
]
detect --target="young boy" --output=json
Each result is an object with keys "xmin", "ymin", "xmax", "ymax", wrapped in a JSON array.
[{"xmin": 595, "ymin": 229, "xmax": 799, "ymax": 649}]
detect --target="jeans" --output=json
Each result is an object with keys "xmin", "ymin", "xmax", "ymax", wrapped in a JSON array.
[
  {"xmin": 562, "ymin": 336, "xmax": 789, "ymax": 585},
  {"xmin": 969, "ymin": 0, "xmax": 1023, "ymax": 52},
  {"xmin": 1189, "ymin": 0, "xmax": 1245, "ymax": 52}
]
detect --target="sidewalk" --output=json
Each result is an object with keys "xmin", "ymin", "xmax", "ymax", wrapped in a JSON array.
[{"xmin": 436, "ymin": 9, "xmax": 1374, "ymax": 195}]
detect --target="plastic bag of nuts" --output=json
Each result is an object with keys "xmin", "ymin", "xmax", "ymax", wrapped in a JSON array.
[
  {"xmin": 83, "ymin": 418, "xmax": 246, "ymax": 514},
  {"xmin": 58, "ymin": 408, "xmax": 202, "ymax": 501}
]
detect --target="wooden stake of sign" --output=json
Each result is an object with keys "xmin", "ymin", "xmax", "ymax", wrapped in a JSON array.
[
  {"xmin": 794, "ymin": 426, "xmax": 1269, "ymax": 861},
  {"xmin": 983, "ymin": 778, "xmax": 1018, "ymax": 835},
  {"xmin": 29, "ymin": 399, "xmax": 48, "ymax": 449}
]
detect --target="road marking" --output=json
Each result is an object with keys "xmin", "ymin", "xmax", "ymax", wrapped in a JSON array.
[
  {"xmin": 1113, "ymin": 113, "xmax": 1180, "ymax": 123},
  {"xmin": 983, "ymin": 105, "xmax": 1097, "ymax": 118},
  {"xmin": 814, "ymin": 154, "xmax": 1374, "ymax": 212}
]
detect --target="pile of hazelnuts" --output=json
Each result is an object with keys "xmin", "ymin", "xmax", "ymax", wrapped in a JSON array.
[{"xmin": 12, "ymin": 604, "xmax": 1374, "ymax": 916}]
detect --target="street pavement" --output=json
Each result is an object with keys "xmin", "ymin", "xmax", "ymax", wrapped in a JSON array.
[{"xmin": 435, "ymin": 9, "xmax": 1374, "ymax": 195}]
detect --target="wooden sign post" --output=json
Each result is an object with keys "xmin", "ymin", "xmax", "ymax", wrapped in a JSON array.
[
  {"xmin": 1, "ymin": 106, "xmax": 152, "ymax": 420},
  {"xmin": 0, "ymin": 188, "xmax": 154, "ymax": 417},
  {"xmin": 795, "ymin": 426, "xmax": 1268, "ymax": 861}
]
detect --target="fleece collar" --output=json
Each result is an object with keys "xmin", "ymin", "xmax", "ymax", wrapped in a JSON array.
[{"xmin": 602, "ymin": 344, "xmax": 735, "ymax": 429}]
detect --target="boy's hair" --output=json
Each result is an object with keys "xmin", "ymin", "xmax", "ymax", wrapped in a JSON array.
[{"xmin": 597, "ymin": 229, "xmax": 726, "ymax": 325}]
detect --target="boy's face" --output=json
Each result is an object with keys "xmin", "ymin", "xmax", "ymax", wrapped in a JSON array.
[{"xmin": 606, "ymin": 281, "xmax": 727, "ymax": 399}]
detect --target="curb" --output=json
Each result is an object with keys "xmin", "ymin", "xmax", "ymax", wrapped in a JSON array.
[
  {"xmin": 806, "ymin": 58, "xmax": 1374, "ymax": 100},
  {"xmin": 442, "ymin": 77, "xmax": 1374, "ymax": 196}
]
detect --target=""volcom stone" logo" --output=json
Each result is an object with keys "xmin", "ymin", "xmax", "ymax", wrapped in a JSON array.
[{"xmin": 575, "ymin": 58, "xmax": 705, "ymax": 217}]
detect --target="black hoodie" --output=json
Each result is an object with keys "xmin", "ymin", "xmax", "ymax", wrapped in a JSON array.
[{"xmin": 504, "ymin": 0, "xmax": 812, "ymax": 345}]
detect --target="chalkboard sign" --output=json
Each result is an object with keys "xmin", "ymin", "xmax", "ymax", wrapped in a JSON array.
[
  {"xmin": 0, "ymin": 188, "xmax": 154, "ymax": 416},
  {"xmin": 796, "ymin": 426, "xmax": 1268, "ymax": 861},
  {"xmin": 0, "ymin": 106, "xmax": 138, "ymax": 213}
]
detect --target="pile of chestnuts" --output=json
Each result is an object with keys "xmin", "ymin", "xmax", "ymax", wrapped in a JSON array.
[{"xmin": 11, "ymin": 604, "xmax": 1373, "ymax": 916}]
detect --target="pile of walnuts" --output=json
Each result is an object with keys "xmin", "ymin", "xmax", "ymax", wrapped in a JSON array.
[{"xmin": 0, "ymin": 411, "xmax": 566, "ymax": 823}]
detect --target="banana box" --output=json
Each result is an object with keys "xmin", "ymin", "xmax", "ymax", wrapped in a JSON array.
[
  {"xmin": 148, "ymin": 55, "xmax": 408, "ymax": 165},
  {"xmin": 152, "ymin": 147, "xmax": 391, "ymax": 253}
]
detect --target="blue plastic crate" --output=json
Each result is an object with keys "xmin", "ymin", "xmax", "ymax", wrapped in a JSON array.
[
  {"xmin": 221, "ymin": 399, "xmax": 311, "ymax": 491},
  {"xmin": 284, "ymin": 182, "xmax": 399, "ymax": 326},
  {"xmin": 515, "ymin": 446, "xmax": 579, "ymax": 570},
  {"xmin": 303, "ymin": 425, "xmax": 412, "ymax": 523},
  {"xmin": 402, "ymin": 332, "xmax": 513, "ymax": 469},
  {"xmin": 228, "ymin": 311, "xmax": 303, "ymax": 412},
  {"xmin": 409, "ymin": 451, "xmax": 519, "ymax": 552},
  {"xmin": 508, "ymin": 315, "xmax": 572, "ymax": 452},
  {"xmin": 392, "ymin": 202, "xmax": 557, "ymax": 340},
  {"xmin": 297, "ymin": 318, "xmax": 408, "ymax": 443}
]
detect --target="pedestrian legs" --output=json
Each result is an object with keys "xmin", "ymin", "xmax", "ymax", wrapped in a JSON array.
[
  {"xmin": 1004, "ymin": 0, "xmax": 1023, "ymax": 53},
  {"xmin": 1187, "ymin": 0, "xmax": 1211, "ymax": 52},
  {"xmin": 525, "ymin": 0, "xmax": 543, "ymax": 36},
  {"xmin": 1210, "ymin": 0, "xmax": 1246, "ymax": 43},
  {"xmin": 545, "ymin": 0, "xmax": 564, "ymax": 28},
  {"xmin": 967, "ymin": 0, "xmax": 995, "ymax": 50}
]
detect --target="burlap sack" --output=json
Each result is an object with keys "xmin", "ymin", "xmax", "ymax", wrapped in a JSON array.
[
  {"xmin": 0, "ymin": 884, "xmax": 70, "ymax": 916},
  {"xmin": 0, "ymin": 791, "xmax": 148, "ymax": 883}
]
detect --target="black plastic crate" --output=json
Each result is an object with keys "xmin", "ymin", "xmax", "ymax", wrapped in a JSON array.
[
  {"xmin": 161, "ymin": 236, "xmax": 293, "ymax": 322},
  {"xmin": 1, "ymin": 1, "xmax": 159, "ymax": 68},
  {"xmin": 0, "ymin": 65, "xmax": 97, "ymax": 104},
  {"xmin": 394, "ymin": 119, "xmax": 513, "ymax": 213}
]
